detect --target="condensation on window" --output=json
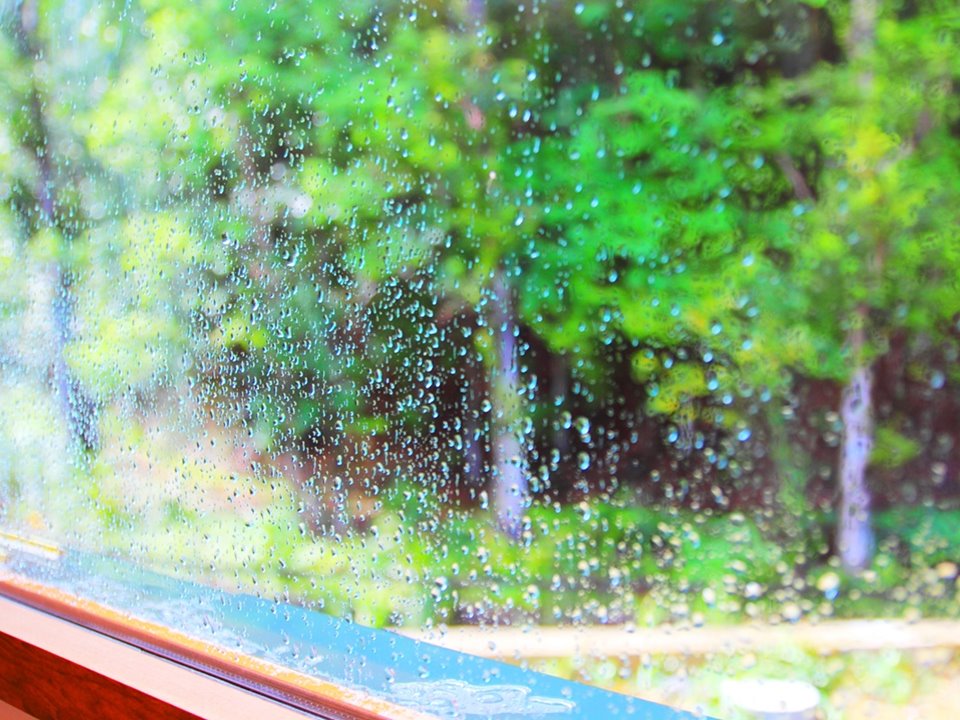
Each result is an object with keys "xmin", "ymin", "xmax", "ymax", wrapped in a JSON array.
[{"xmin": 1, "ymin": 1, "xmax": 959, "ymax": 718}]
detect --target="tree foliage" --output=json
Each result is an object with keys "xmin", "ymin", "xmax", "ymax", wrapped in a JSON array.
[{"xmin": 1, "ymin": 0, "xmax": 959, "ymax": 567}]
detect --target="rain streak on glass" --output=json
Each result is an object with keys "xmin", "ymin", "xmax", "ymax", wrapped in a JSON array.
[{"xmin": 1, "ymin": 1, "xmax": 959, "ymax": 718}]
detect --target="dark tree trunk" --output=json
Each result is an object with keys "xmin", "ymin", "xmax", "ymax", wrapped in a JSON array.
[
  {"xmin": 550, "ymin": 352, "xmax": 569, "ymax": 457},
  {"xmin": 461, "ymin": 368, "xmax": 485, "ymax": 494}
]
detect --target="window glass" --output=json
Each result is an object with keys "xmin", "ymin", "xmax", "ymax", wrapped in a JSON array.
[{"xmin": 1, "ymin": 1, "xmax": 958, "ymax": 717}]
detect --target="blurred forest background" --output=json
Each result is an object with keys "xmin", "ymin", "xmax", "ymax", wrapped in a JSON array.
[{"xmin": 1, "ymin": 0, "xmax": 960, "ymax": 714}]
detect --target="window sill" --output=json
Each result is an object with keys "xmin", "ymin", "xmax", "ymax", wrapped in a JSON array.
[
  {"xmin": 0, "ymin": 541, "xmax": 696, "ymax": 720},
  {"xmin": 0, "ymin": 584, "xmax": 426, "ymax": 720},
  {"xmin": 0, "ymin": 594, "xmax": 305, "ymax": 720}
]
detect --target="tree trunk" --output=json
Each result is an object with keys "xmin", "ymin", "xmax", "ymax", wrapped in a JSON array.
[
  {"xmin": 50, "ymin": 266, "xmax": 98, "ymax": 451},
  {"xmin": 838, "ymin": 319, "xmax": 875, "ymax": 571},
  {"xmin": 489, "ymin": 269, "xmax": 527, "ymax": 537},
  {"xmin": 850, "ymin": 0, "xmax": 876, "ymax": 61},
  {"xmin": 461, "ymin": 0, "xmax": 527, "ymax": 534},
  {"xmin": 836, "ymin": 0, "xmax": 877, "ymax": 572},
  {"xmin": 16, "ymin": 5, "xmax": 98, "ymax": 453},
  {"xmin": 461, "ymin": 366, "xmax": 485, "ymax": 495},
  {"xmin": 550, "ymin": 352, "xmax": 569, "ymax": 458}
]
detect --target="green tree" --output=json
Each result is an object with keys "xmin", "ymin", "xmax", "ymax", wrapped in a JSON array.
[{"xmin": 754, "ymin": 0, "xmax": 960, "ymax": 569}]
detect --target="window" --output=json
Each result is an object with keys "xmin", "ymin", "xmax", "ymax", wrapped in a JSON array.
[{"xmin": 1, "ymin": 1, "xmax": 958, "ymax": 718}]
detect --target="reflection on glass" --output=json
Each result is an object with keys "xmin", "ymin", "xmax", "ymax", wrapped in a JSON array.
[{"xmin": 1, "ymin": 0, "xmax": 958, "ymax": 717}]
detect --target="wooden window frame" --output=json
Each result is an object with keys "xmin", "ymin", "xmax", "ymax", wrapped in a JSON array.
[{"xmin": 0, "ymin": 572, "xmax": 431, "ymax": 720}]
